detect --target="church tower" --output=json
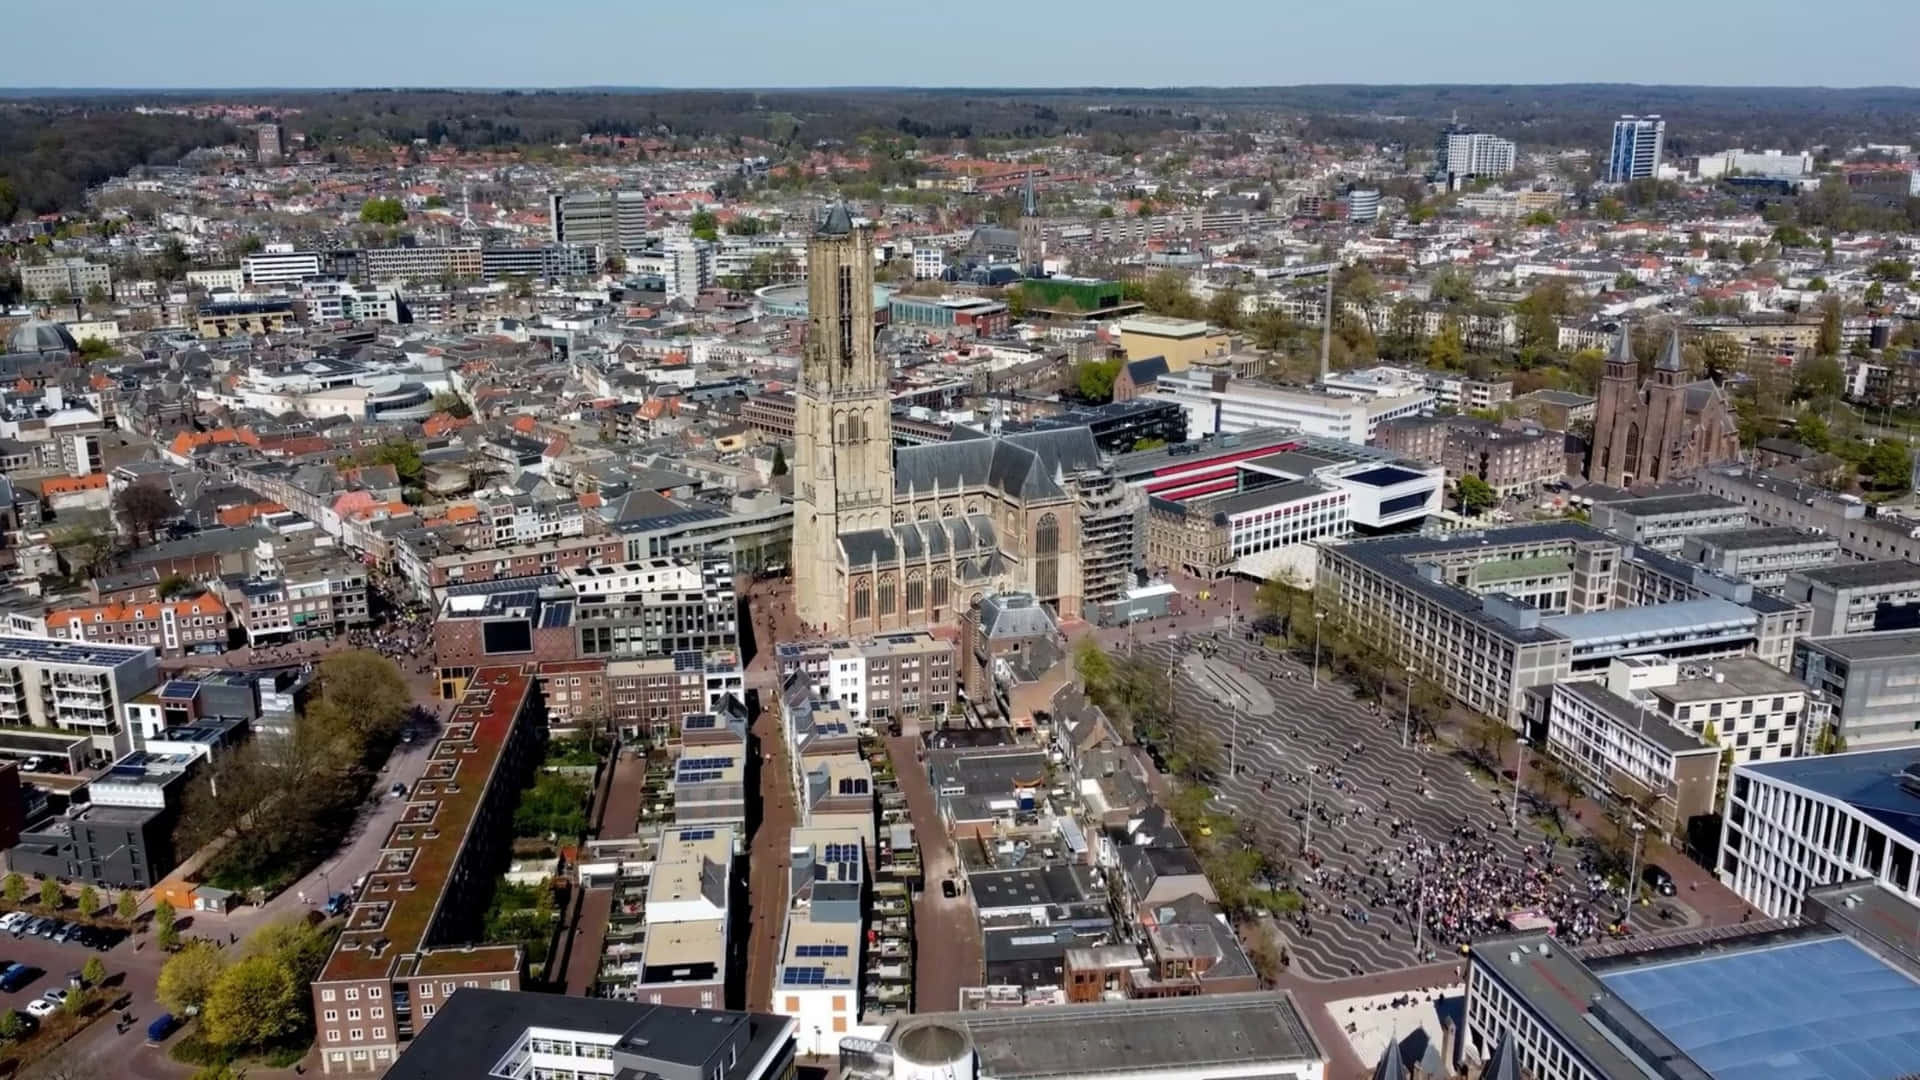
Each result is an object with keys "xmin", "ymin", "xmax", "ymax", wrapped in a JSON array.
[
  {"xmin": 1588, "ymin": 322, "xmax": 1639, "ymax": 488},
  {"xmin": 792, "ymin": 204, "xmax": 895, "ymax": 633}
]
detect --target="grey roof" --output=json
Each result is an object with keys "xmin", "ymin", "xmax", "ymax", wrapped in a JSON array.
[
  {"xmin": 1790, "ymin": 559, "xmax": 1920, "ymax": 590},
  {"xmin": 1798, "ymin": 629, "xmax": 1920, "ymax": 663},
  {"xmin": 1479, "ymin": 1029, "xmax": 1520, "ymax": 1080},
  {"xmin": 385, "ymin": 989, "xmax": 791, "ymax": 1080},
  {"xmin": 1609, "ymin": 321, "xmax": 1634, "ymax": 366},
  {"xmin": 1558, "ymin": 681, "xmax": 1710, "ymax": 755},
  {"xmin": 1647, "ymin": 656, "xmax": 1808, "ymax": 703},
  {"xmin": 981, "ymin": 593, "xmax": 1060, "ymax": 640},
  {"xmin": 893, "ymin": 427, "xmax": 1101, "ymax": 503},
  {"xmin": 1122, "ymin": 356, "xmax": 1169, "ymax": 386},
  {"xmin": 1605, "ymin": 492, "xmax": 1742, "ymax": 518},
  {"xmin": 1541, "ymin": 597, "xmax": 1755, "ymax": 647},
  {"xmin": 1689, "ymin": 526, "xmax": 1835, "ymax": 551},
  {"xmin": 894, "ymin": 992, "xmax": 1325, "ymax": 1079},
  {"xmin": 1741, "ymin": 747, "xmax": 1920, "ymax": 847},
  {"xmin": 1527, "ymin": 389, "xmax": 1596, "ymax": 407},
  {"xmin": 817, "ymin": 202, "xmax": 854, "ymax": 236},
  {"xmin": 1371, "ymin": 1034, "xmax": 1410, "ymax": 1080},
  {"xmin": 6, "ymin": 319, "xmax": 78, "ymax": 356},
  {"xmin": 839, "ymin": 514, "xmax": 998, "ymax": 566},
  {"xmin": 1656, "ymin": 327, "xmax": 1685, "ymax": 372}
]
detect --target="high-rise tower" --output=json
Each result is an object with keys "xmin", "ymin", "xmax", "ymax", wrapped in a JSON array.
[{"xmin": 792, "ymin": 205, "xmax": 894, "ymax": 633}]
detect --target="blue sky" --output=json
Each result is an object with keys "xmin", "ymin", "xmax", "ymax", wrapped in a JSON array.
[{"xmin": 6, "ymin": 0, "xmax": 1917, "ymax": 88}]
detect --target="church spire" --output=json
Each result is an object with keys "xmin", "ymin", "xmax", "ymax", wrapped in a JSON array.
[
  {"xmin": 1605, "ymin": 320, "xmax": 1635, "ymax": 380},
  {"xmin": 1656, "ymin": 326, "xmax": 1685, "ymax": 372}
]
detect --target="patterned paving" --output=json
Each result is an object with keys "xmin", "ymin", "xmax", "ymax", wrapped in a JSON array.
[{"xmin": 1139, "ymin": 633, "xmax": 1687, "ymax": 981}]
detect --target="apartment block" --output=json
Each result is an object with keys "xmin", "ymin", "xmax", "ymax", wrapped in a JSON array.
[
  {"xmin": 1678, "ymin": 527, "xmax": 1841, "ymax": 589},
  {"xmin": 310, "ymin": 666, "xmax": 543, "ymax": 1073},
  {"xmin": 362, "ymin": 244, "xmax": 484, "ymax": 284},
  {"xmin": 228, "ymin": 552, "xmax": 370, "ymax": 645},
  {"xmin": 631, "ymin": 824, "xmax": 734, "ymax": 1008},
  {"xmin": 0, "ymin": 637, "xmax": 160, "ymax": 759},
  {"xmin": 565, "ymin": 558, "xmax": 739, "ymax": 660},
  {"xmin": 1791, "ymin": 630, "xmax": 1920, "ymax": 751},
  {"xmin": 774, "ymin": 633, "xmax": 958, "ymax": 729},
  {"xmin": 45, "ymin": 595, "xmax": 229, "ymax": 658},
  {"xmin": 1374, "ymin": 416, "xmax": 1564, "ymax": 496},
  {"xmin": 1589, "ymin": 493, "xmax": 1748, "ymax": 555},
  {"xmin": 20, "ymin": 260, "xmax": 112, "ymax": 301},
  {"xmin": 1688, "ymin": 465, "xmax": 1920, "ymax": 564},
  {"xmin": 1782, "ymin": 559, "xmax": 1920, "ymax": 636},
  {"xmin": 774, "ymin": 827, "xmax": 871, "ymax": 1052}
]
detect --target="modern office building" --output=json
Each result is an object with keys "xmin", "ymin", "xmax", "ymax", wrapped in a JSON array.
[
  {"xmin": 480, "ymin": 243, "xmax": 598, "ymax": 283},
  {"xmin": 1791, "ymin": 630, "xmax": 1920, "ymax": 752},
  {"xmin": 362, "ymin": 244, "xmax": 484, "ymax": 284},
  {"xmin": 1783, "ymin": 559, "xmax": 1920, "ymax": 637},
  {"xmin": 242, "ymin": 245, "xmax": 324, "ymax": 286},
  {"xmin": 1589, "ymin": 493, "xmax": 1748, "ymax": 554},
  {"xmin": 1462, "ymin": 879, "xmax": 1920, "ymax": 1080},
  {"xmin": 665, "ymin": 237, "xmax": 714, "ymax": 302},
  {"xmin": 1689, "ymin": 465, "xmax": 1920, "ymax": 564},
  {"xmin": 7, "ymin": 747, "xmax": 202, "ymax": 888},
  {"xmin": 1155, "ymin": 368, "xmax": 1432, "ymax": 444},
  {"xmin": 1607, "ymin": 115, "xmax": 1666, "ymax": 183},
  {"xmin": 384, "ymin": 989, "xmax": 796, "ymax": 1080},
  {"xmin": 311, "ymin": 667, "xmax": 543, "ymax": 1073},
  {"xmin": 549, "ymin": 189, "xmax": 651, "ymax": 255},
  {"xmin": 1679, "ymin": 527, "xmax": 1840, "ymax": 589},
  {"xmin": 840, "ymin": 994, "xmax": 1326, "ymax": 1080},
  {"xmin": 1718, "ymin": 747, "xmax": 1920, "ymax": 919},
  {"xmin": 1318, "ymin": 523, "xmax": 1807, "ymax": 725},
  {"xmin": 1530, "ymin": 658, "xmax": 1718, "ymax": 836},
  {"xmin": 564, "ymin": 558, "xmax": 740, "ymax": 660},
  {"xmin": 1436, "ymin": 126, "xmax": 1517, "ymax": 181}
]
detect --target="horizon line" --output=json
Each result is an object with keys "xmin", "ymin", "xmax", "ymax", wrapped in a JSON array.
[{"xmin": 5, "ymin": 81, "xmax": 1920, "ymax": 95}]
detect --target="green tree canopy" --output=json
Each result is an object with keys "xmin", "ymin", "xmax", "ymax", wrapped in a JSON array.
[
  {"xmin": 359, "ymin": 197, "xmax": 406, "ymax": 226},
  {"xmin": 689, "ymin": 210, "xmax": 719, "ymax": 241},
  {"xmin": 1866, "ymin": 440, "xmax": 1913, "ymax": 490},
  {"xmin": 1074, "ymin": 358, "xmax": 1124, "ymax": 403},
  {"xmin": 1456, "ymin": 475, "xmax": 1497, "ymax": 515},
  {"xmin": 201, "ymin": 954, "xmax": 301, "ymax": 1050}
]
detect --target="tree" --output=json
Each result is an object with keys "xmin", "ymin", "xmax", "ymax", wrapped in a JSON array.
[
  {"xmin": 689, "ymin": 210, "xmax": 719, "ymax": 241},
  {"xmin": 1073, "ymin": 637, "xmax": 1117, "ymax": 704},
  {"xmin": 158, "ymin": 940, "xmax": 226, "ymax": 1014},
  {"xmin": 429, "ymin": 391, "xmax": 471, "ymax": 419},
  {"xmin": 312, "ymin": 650, "xmax": 411, "ymax": 747},
  {"xmin": 1206, "ymin": 287, "xmax": 1244, "ymax": 330},
  {"xmin": 1817, "ymin": 296, "xmax": 1843, "ymax": 356},
  {"xmin": 76, "ymin": 885, "xmax": 98, "ymax": 917},
  {"xmin": 1795, "ymin": 412, "xmax": 1832, "ymax": 452},
  {"xmin": 1813, "ymin": 722, "xmax": 1848, "ymax": 755},
  {"xmin": 153, "ymin": 898, "xmax": 176, "ymax": 941},
  {"xmin": 116, "ymin": 890, "xmax": 138, "ymax": 922},
  {"xmin": 1513, "ymin": 279, "xmax": 1572, "ymax": 365},
  {"xmin": 1865, "ymin": 281, "xmax": 1886, "ymax": 308},
  {"xmin": 201, "ymin": 954, "xmax": 301, "ymax": 1050},
  {"xmin": 1430, "ymin": 266, "xmax": 1475, "ymax": 304},
  {"xmin": 1808, "ymin": 276, "xmax": 1828, "ymax": 291},
  {"xmin": 1073, "ymin": 358, "xmax": 1124, "ymax": 403},
  {"xmin": 369, "ymin": 439, "xmax": 424, "ymax": 485},
  {"xmin": 3, "ymin": 873, "xmax": 25, "ymax": 905},
  {"xmin": 770, "ymin": 446, "xmax": 788, "ymax": 476},
  {"xmin": 0, "ymin": 1010, "xmax": 22, "ymax": 1041},
  {"xmin": 39, "ymin": 878, "xmax": 61, "ymax": 910},
  {"xmin": 1455, "ymin": 475, "xmax": 1497, "ymax": 515},
  {"xmin": 1427, "ymin": 317, "xmax": 1465, "ymax": 370},
  {"xmin": 115, "ymin": 483, "xmax": 179, "ymax": 543},
  {"xmin": 1568, "ymin": 347, "xmax": 1608, "ymax": 394},
  {"xmin": 79, "ymin": 956, "xmax": 105, "ymax": 989},
  {"xmin": 1795, "ymin": 355, "xmax": 1845, "ymax": 401},
  {"xmin": 1865, "ymin": 440, "xmax": 1913, "ymax": 490},
  {"xmin": 359, "ymin": 197, "xmax": 406, "ymax": 226},
  {"xmin": 1596, "ymin": 196, "xmax": 1626, "ymax": 222}
]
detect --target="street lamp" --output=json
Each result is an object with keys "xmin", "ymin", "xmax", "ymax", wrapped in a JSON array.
[
  {"xmin": 1401, "ymin": 664, "xmax": 1415, "ymax": 750},
  {"xmin": 1312, "ymin": 612, "xmax": 1326, "ymax": 691},
  {"xmin": 1622, "ymin": 818, "xmax": 1647, "ymax": 919},
  {"xmin": 1509, "ymin": 736, "xmax": 1529, "ymax": 827}
]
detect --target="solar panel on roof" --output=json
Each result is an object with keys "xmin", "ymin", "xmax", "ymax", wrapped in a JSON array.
[
  {"xmin": 677, "ymin": 828, "xmax": 715, "ymax": 841},
  {"xmin": 679, "ymin": 756, "xmax": 732, "ymax": 771},
  {"xmin": 160, "ymin": 680, "xmax": 201, "ymax": 699},
  {"xmin": 679, "ymin": 771, "xmax": 722, "ymax": 784},
  {"xmin": 683, "ymin": 715, "xmax": 717, "ymax": 730}
]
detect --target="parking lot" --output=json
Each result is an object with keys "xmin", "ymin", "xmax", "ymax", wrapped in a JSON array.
[{"xmin": 0, "ymin": 914, "xmax": 127, "ymax": 1023}]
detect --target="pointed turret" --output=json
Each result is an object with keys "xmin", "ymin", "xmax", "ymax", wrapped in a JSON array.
[
  {"xmin": 1371, "ymin": 1035, "xmax": 1410, "ymax": 1080},
  {"xmin": 1656, "ymin": 326, "xmax": 1685, "ymax": 373},
  {"xmin": 1606, "ymin": 320, "xmax": 1635, "ymax": 376},
  {"xmin": 1478, "ymin": 1029, "xmax": 1520, "ymax": 1080},
  {"xmin": 817, "ymin": 202, "xmax": 854, "ymax": 236}
]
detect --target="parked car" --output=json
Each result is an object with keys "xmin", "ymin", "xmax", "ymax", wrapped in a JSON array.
[
  {"xmin": 940, "ymin": 879, "xmax": 958, "ymax": 898},
  {"xmin": 7, "ymin": 1009, "xmax": 35, "ymax": 1034},
  {"xmin": 53, "ymin": 923, "xmax": 80, "ymax": 944},
  {"xmin": 146, "ymin": 1012, "xmax": 179, "ymax": 1043},
  {"xmin": 1642, "ymin": 864, "xmax": 1677, "ymax": 897},
  {"xmin": 24, "ymin": 999, "xmax": 56, "ymax": 1019},
  {"xmin": 0, "ymin": 913, "xmax": 26, "ymax": 933},
  {"xmin": 390, "ymin": 782, "xmax": 407, "ymax": 798},
  {"xmin": 39, "ymin": 988, "xmax": 67, "ymax": 1008},
  {"xmin": 34, "ymin": 919, "xmax": 60, "ymax": 939},
  {"xmin": 0, "ymin": 964, "xmax": 33, "ymax": 992}
]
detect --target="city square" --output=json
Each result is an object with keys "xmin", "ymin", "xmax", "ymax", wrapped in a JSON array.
[{"xmin": 1135, "ymin": 632, "xmax": 1689, "ymax": 980}]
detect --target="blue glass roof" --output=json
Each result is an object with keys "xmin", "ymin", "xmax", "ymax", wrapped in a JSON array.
[{"xmin": 1601, "ymin": 937, "xmax": 1920, "ymax": 1080}]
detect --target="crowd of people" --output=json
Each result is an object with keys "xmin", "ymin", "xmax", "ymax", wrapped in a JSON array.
[{"xmin": 347, "ymin": 604, "xmax": 435, "ymax": 673}]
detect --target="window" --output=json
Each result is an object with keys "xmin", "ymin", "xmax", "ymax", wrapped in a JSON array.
[
  {"xmin": 418, "ymin": 984, "xmax": 433, "ymax": 998},
  {"xmin": 370, "ymin": 1008, "xmax": 384, "ymax": 1019},
  {"xmin": 324, "ymin": 1011, "xmax": 338, "ymax": 1023},
  {"xmin": 350, "ymin": 1029, "xmax": 364, "ymax": 1041},
  {"xmin": 321, "ymin": 990, "xmax": 336, "ymax": 1002},
  {"xmin": 347, "ymin": 1009, "xmax": 361, "ymax": 1022},
  {"xmin": 373, "ymin": 1027, "xmax": 387, "ymax": 1040},
  {"xmin": 345, "ymin": 988, "xmax": 359, "ymax": 1000},
  {"xmin": 328, "ymin": 1033, "xmax": 342, "ymax": 1044},
  {"xmin": 368, "ymin": 987, "xmax": 382, "ymax": 999},
  {"xmin": 421, "ymin": 1004, "xmax": 436, "ymax": 1019},
  {"xmin": 441, "ymin": 982, "xmax": 456, "ymax": 996}
]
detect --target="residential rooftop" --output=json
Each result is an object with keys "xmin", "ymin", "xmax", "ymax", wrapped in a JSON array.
[
  {"xmin": 1797, "ymin": 629, "xmax": 1920, "ymax": 663},
  {"xmin": 1648, "ymin": 657, "xmax": 1809, "ymax": 703},
  {"xmin": 1790, "ymin": 559, "xmax": 1920, "ymax": 590}
]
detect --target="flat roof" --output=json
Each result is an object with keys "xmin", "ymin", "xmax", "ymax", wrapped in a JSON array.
[
  {"xmin": 1600, "ymin": 935, "xmax": 1920, "ymax": 1080},
  {"xmin": 1560, "ymin": 682, "xmax": 1709, "ymax": 755},
  {"xmin": 1791, "ymin": 559, "xmax": 1920, "ymax": 590},
  {"xmin": 1607, "ymin": 493, "xmax": 1744, "ymax": 517},
  {"xmin": 1650, "ymin": 657, "xmax": 1808, "ymax": 703},
  {"xmin": 1692, "ymin": 526, "xmax": 1837, "ymax": 551},
  {"xmin": 317, "ymin": 665, "xmax": 533, "ymax": 984},
  {"xmin": 1799, "ymin": 630, "xmax": 1920, "ymax": 663},
  {"xmin": 0, "ymin": 635, "xmax": 152, "ymax": 668},
  {"xmin": 896, "ymin": 992, "xmax": 1324, "ymax": 1078},
  {"xmin": 1739, "ymin": 748, "xmax": 1920, "ymax": 847},
  {"xmin": 1471, "ymin": 554, "xmax": 1573, "ymax": 584},
  {"xmin": 1542, "ymin": 597, "xmax": 1755, "ymax": 647}
]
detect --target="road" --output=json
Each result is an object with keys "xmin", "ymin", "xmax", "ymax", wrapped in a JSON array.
[
  {"xmin": 742, "ymin": 579, "xmax": 800, "ymax": 1013},
  {"xmin": 886, "ymin": 734, "xmax": 981, "ymax": 1013}
]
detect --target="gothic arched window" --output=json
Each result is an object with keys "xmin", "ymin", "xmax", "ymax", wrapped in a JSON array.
[
  {"xmin": 1035, "ymin": 513, "xmax": 1061, "ymax": 598},
  {"xmin": 853, "ymin": 578, "xmax": 871, "ymax": 619},
  {"xmin": 878, "ymin": 575, "xmax": 897, "ymax": 616},
  {"xmin": 906, "ymin": 572, "xmax": 926, "ymax": 612}
]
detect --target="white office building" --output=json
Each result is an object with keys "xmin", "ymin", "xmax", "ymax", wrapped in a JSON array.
[
  {"xmin": 1718, "ymin": 747, "xmax": 1920, "ymax": 919},
  {"xmin": 242, "ymin": 244, "xmax": 324, "ymax": 286},
  {"xmin": 911, "ymin": 245, "xmax": 945, "ymax": 280},
  {"xmin": 1441, "ymin": 131, "xmax": 1517, "ymax": 178},
  {"xmin": 1156, "ymin": 369, "xmax": 1432, "ymax": 444},
  {"xmin": 665, "ymin": 237, "xmax": 714, "ymax": 302},
  {"xmin": 1608, "ymin": 116, "xmax": 1666, "ymax": 183}
]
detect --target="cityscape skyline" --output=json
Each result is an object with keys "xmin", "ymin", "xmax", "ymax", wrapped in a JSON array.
[{"xmin": 6, "ymin": 0, "xmax": 1919, "ymax": 89}]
